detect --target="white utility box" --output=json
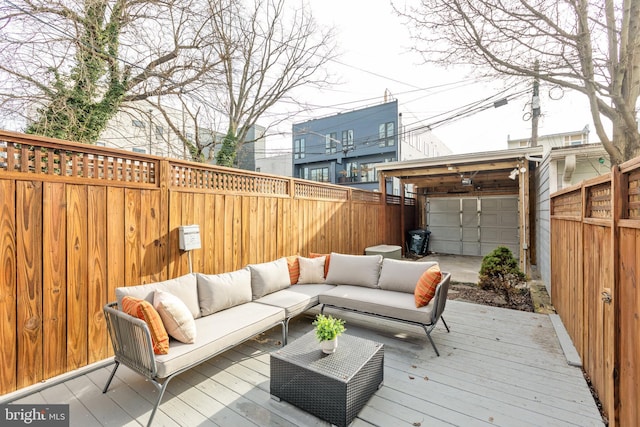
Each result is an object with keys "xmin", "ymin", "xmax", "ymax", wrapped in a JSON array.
[
  {"xmin": 178, "ymin": 225, "xmax": 201, "ymax": 251},
  {"xmin": 365, "ymin": 244, "xmax": 402, "ymax": 259}
]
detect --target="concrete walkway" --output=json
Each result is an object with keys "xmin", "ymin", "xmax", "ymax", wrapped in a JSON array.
[{"xmin": 418, "ymin": 253, "xmax": 482, "ymax": 284}]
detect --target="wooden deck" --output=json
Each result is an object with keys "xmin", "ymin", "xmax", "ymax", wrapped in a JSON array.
[{"xmin": 8, "ymin": 300, "xmax": 604, "ymax": 426}]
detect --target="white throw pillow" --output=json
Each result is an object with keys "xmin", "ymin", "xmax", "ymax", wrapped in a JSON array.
[
  {"xmin": 153, "ymin": 290, "xmax": 197, "ymax": 344},
  {"xmin": 297, "ymin": 256, "xmax": 326, "ymax": 284}
]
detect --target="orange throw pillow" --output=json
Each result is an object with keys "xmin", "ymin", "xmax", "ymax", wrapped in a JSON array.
[
  {"xmin": 286, "ymin": 255, "xmax": 300, "ymax": 285},
  {"xmin": 414, "ymin": 265, "xmax": 442, "ymax": 308},
  {"xmin": 122, "ymin": 296, "xmax": 170, "ymax": 355},
  {"xmin": 310, "ymin": 252, "xmax": 331, "ymax": 278}
]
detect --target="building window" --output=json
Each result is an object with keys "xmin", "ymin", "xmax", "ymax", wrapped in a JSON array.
[
  {"xmin": 345, "ymin": 161, "xmax": 358, "ymax": 179},
  {"xmin": 325, "ymin": 132, "xmax": 337, "ymax": 154},
  {"xmin": 299, "ymin": 167, "xmax": 309, "ymax": 180},
  {"xmin": 564, "ymin": 134, "xmax": 586, "ymax": 146},
  {"xmin": 155, "ymin": 125, "xmax": 164, "ymax": 140},
  {"xmin": 132, "ymin": 120, "xmax": 145, "ymax": 128},
  {"xmin": 360, "ymin": 163, "xmax": 376, "ymax": 182},
  {"xmin": 310, "ymin": 167, "xmax": 329, "ymax": 182},
  {"xmin": 341, "ymin": 130, "xmax": 354, "ymax": 150},
  {"xmin": 132, "ymin": 147, "xmax": 146, "ymax": 154},
  {"xmin": 294, "ymin": 138, "xmax": 306, "ymax": 159},
  {"xmin": 378, "ymin": 122, "xmax": 395, "ymax": 147}
]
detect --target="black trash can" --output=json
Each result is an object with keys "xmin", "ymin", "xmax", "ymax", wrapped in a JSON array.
[{"xmin": 407, "ymin": 229, "xmax": 431, "ymax": 255}]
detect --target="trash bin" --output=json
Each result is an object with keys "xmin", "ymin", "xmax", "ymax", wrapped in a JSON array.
[{"xmin": 407, "ymin": 229, "xmax": 431, "ymax": 255}]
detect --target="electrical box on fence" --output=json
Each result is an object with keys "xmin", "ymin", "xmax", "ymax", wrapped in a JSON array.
[{"xmin": 179, "ymin": 225, "xmax": 201, "ymax": 251}]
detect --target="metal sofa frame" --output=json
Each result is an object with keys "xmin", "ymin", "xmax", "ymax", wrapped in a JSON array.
[
  {"xmin": 102, "ymin": 302, "xmax": 286, "ymax": 426},
  {"xmin": 321, "ymin": 272, "xmax": 451, "ymax": 356}
]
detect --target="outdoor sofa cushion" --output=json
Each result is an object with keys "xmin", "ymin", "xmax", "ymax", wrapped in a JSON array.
[
  {"xmin": 153, "ymin": 290, "xmax": 197, "ymax": 343},
  {"xmin": 248, "ymin": 258, "xmax": 291, "ymax": 299},
  {"xmin": 415, "ymin": 264, "xmax": 442, "ymax": 307},
  {"xmin": 285, "ymin": 255, "xmax": 301, "ymax": 284},
  {"xmin": 297, "ymin": 256, "xmax": 326, "ymax": 283},
  {"xmin": 319, "ymin": 285, "xmax": 437, "ymax": 325},
  {"xmin": 116, "ymin": 273, "xmax": 200, "ymax": 318},
  {"xmin": 325, "ymin": 252, "xmax": 383, "ymax": 288},
  {"xmin": 254, "ymin": 284, "xmax": 335, "ymax": 318},
  {"xmin": 378, "ymin": 259, "xmax": 438, "ymax": 293},
  {"xmin": 196, "ymin": 268, "xmax": 252, "ymax": 316},
  {"xmin": 121, "ymin": 296, "xmax": 170, "ymax": 355},
  {"xmin": 153, "ymin": 302, "xmax": 284, "ymax": 378}
]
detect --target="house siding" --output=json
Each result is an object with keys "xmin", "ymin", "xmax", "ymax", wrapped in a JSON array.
[{"xmin": 536, "ymin": 153, "xmax": 552, "ymax": 293}]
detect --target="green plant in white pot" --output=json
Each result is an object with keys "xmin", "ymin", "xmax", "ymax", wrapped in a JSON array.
[{"xmin": 313, "ymin": 314, "xmax": 346, "ymax": 354}]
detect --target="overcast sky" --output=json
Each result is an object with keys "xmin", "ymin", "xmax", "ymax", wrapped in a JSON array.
[{"xmin": 269, "ymin": 0, "xmax": 599, "ymax": 155}]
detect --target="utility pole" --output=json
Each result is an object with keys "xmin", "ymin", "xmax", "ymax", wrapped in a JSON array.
[{"xmin": 531, "ymin": 60, "xmax": 540, "ymax": 147}]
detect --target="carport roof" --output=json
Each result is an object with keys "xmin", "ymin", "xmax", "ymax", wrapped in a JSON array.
[{"xmin": 376, "ymin": 147, "xmax": 544, "ymax": 195}]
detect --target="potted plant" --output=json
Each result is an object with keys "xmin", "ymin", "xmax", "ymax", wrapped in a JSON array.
[{"xmin": 313, "ymin": 314, "xmax": 346, "ymax": 354}]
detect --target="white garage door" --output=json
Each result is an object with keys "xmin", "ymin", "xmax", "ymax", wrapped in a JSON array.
[{"xmin": 426, "ymin": 196, "xmax": 519, "ymax": 257}]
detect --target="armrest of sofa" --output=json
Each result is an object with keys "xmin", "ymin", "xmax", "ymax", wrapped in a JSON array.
[
  {"xmin": 103, "ymin": 302, "xmax": 158, "ymax": 380},
  {"xmin": 430, "ymin": 272, "xmax": 451, "ymax": 325}
]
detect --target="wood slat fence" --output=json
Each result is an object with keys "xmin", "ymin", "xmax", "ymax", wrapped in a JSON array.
[
  {"xmin": 550, "ymin": 157, "xmax": 640, "ymax": 427},
  {"xmin": 0, "ymin": 130, "xmax": 416, "ymax": 395}
]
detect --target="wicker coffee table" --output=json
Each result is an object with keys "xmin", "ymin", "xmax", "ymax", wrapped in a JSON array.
[{"xmin": 270, "ymin": 330, "xmax": 384, "ymax": 427}]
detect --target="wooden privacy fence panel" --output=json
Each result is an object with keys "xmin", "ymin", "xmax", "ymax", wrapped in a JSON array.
[
  {"xmin": 0, "ymin": 130, "xmax": 415, "ymax": 395},
  {"xmin": 551, "ymin": 163, "xmax": 640, "ymax": 427}
]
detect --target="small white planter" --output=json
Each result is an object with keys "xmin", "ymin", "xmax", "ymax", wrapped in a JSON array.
[{"xmin": 321, "ymin": 337, "xmax": 338, "ymax": 354}]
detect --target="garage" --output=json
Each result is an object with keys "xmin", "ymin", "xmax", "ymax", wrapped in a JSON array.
[
  {"xmin": 375, "ymin": 147, "xmax": 543, "ymax": 271},
  {"xmin": 426, "ymin": 196, "xmax": 519, "ymax": 257}
]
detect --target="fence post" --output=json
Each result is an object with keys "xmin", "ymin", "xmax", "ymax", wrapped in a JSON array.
[
  {"xmin": 610, "ymin": 164, "xmax": 622, "ymax": 427},
  {"xmin": 158, "ymin": 159, "xmax": 171, "ymax": 281}
]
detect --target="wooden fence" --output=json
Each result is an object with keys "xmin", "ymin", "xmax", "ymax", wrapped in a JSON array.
[
  {"xmin": 550, "ymin": 157, "xmax": 640, "ymax": 427},
  {"xmin": 0, "ymin": 130, "xmax": 416, "ymax": 395}
]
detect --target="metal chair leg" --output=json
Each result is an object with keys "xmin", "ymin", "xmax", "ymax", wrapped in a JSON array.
[
  {"xmin": 282, "ymin": 319, "xmax": 289, "ymax": 346},
  {"xmin": 102, "ymin": 361, "xmax": 120, "ymax": 393},
  {"xmin": 146, "ymin": 377, "xmax": 174, "ymax": 427},
  {"xmin": 441, "ymin": 316, "xmax": 450, "ymax": 333},
  {"xmin": 425, "ymin": 329, "xmax": 440, "ymax": 357}
]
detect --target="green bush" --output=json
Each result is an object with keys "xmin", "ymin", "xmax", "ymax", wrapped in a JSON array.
[{"xmin": 478, "ymin": 246, "xmax": 526, "ymax": 303}]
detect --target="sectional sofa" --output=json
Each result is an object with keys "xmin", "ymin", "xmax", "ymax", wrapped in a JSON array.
[{"xmin": 102, "ymin": 252, "xmax": 450, "ymax": 426}]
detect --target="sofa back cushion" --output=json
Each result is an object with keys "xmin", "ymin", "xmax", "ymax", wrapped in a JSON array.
[
  {"xmin": 378, "ymin": 259, "xmax": 438, "ymax": 293},
  {"xmin": 116, "ymin": 273, "xmax": 200, "ymax": 318},
  {"xmin": 248, "ymin": 258, "xmax": 291, "ymax": 299},
  {"xmin": 325, "ymin": 253, "xmax": 383, "ymax": 288},
  {"xmin": 196, "ymin": 268, "xmax": 252, "ymax": 316}
]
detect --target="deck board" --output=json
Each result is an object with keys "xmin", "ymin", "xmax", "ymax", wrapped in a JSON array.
[{"xmin": 8, "ymin": 300, "xmax": 604, "ymax": 427}]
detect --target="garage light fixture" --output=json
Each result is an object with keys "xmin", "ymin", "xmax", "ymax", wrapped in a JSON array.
[{"xmin": 509, "ymin": 166, "xmax": 527, "ymax": 180}]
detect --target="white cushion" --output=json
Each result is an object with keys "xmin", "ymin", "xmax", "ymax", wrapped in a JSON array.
[
  {"xmin": 378, "ymin": 259, "xmax": 438, "ymax": 293},
  {"xmin": 325, "ymin": 252, "xmax": 383, "ymax": 288},
  {"xmin": 115, "ymin": 273, "xmax": 200, "ymax": 318},
  {"xmin": 248, "ymin": 258, "xmax": 291, "ymax": 299},
  {"xmin": 196, "ymin": 268, "xmax": 252, "ymax": 315},
  {"xmin": 297, "ymin": 256, "xmax": 326, "ymax": 284},
  {"xmin": 153, "ymin": 290, "xmax": 196, "ymax": 343}
]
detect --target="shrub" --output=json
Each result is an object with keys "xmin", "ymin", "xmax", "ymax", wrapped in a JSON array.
[{"xmin": 478, "ymin": 246, "xmax": 526, "ymax": 303}]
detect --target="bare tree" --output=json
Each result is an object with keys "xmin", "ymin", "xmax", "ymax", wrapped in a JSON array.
[
  {"xmin": 0, "ymin": 0, "xmax": 221, "ymax": 144},
  {"xmin": 207, "ymin": 0, "xmax": 337, "ymax": 167},
  {"xmin": 397, "ymin": 0, "xmax": 640, "ymax": 164}
]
